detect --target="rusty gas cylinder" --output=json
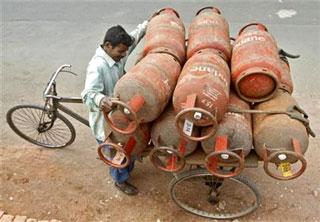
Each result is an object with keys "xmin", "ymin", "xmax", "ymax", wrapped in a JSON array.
[
  {"xmin": 172, "ymin": 48, "xmax": 230, "ymax": 141},
  {"xmin": 143, "ymin": 8, "xmax": 186, "ymax": 64},
  {"xmin": 106, "ymin": 52, "xmax": 181, "ymax": 134},
  {"xmin": 279, "ymin": 56, "xmax": 294, "ymax": 94},
  {"xmin": 150, "ymin": 106, "xmax": 199, "ymax": 172},
  {"xmin": 187, "ymin": 7, "xmax": 231, "ymax": 61},
  {"xmin": 201, "ymin": 92, "xmax": 252, "ymax": 178},
  {"xmin": 231, "ymin": 23, "xmax": 282, "ymax": 102},
  {"xmin": 98, "ymin": 110, "xmax": 151, "ymax": 168},
  {"xmin": 253, "ymin": 90, "xmax": 311, "ymax": 180}
]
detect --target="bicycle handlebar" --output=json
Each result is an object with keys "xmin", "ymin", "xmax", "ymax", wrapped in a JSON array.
[{"xmin": 43, "ymin": 64, "xmax": 72, "ymax": 96}]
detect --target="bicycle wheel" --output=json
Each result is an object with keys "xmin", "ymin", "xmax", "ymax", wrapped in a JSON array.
[
  {"xmin": 169, "ymin": 168, "xmax": 260, "ymax": 219},
  {"xmin": 6, "ymin": 104, "xmax": 76, "ymax": 148}
]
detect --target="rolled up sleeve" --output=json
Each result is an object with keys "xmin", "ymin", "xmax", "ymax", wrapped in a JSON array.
[
  {"xmin": 81, "ymin": 59, "xmax": 106, "ymax": 112},
  {"xmin": 127, "ymin": 20, "xmax": 148, "ymax": 55}
]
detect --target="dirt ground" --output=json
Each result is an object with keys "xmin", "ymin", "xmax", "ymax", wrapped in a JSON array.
[
  {"xmin": 1, "ymin": 1, "xmax": 320, "ymax": 221},
  {"xmin": 1, "ymin": 81, "xmax": 319, "ymax": 222}
]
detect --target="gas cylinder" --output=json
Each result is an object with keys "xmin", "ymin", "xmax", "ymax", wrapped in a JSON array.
[
  {"xmin": 231, "ymin": 23, "xmax": 282, "ymax": 102},
  {"xmin": 173, "ymin": 48, "xmax": 230, "ymax": 141},
  {"xmin": 279, "ymin": 56, "xmax": 294, "ymax": 94},
  {"xmin": 98, "ymin": 110, "xmax": 151, "ymax": 168},
  {"xmin": 143, "ymin": 8, "xmax": 186, "ymax": 64},
  {"xmin": 187, "ymin": 7, "xmax": 231, "ymax": 61},
  {"xmin": 107, "ymin": 52, "xmax": 181, "ymax": 134},
  {"xmin": 253, "ymin": 89, "xmax": 311, "ymax": 180},
  {"xmin": 150, "ymin": 106, "xmax": 199, "ymax": 172},
  {"xmin": 201, "ymin": 91, "xmax": 252, "ymax": 177}
]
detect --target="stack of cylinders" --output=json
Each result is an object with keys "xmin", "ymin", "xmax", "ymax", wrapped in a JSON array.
[
  {"xmin": 172, "ymin": 48, "xmax": 230, "ymax": 139},
  {"xmin": 101, "ymin": 8, "xmax": 186, "ymax": 168},
  {"xmin": 114, "ymin": 52, "xmax": 181, "ymax": 124},
  {"xmin": 187, "ymin": 7, "xmax": 232, "ymax": 61},
  {"xmin": 231, "ymin": 23, "xmax": 283, "ymax": 102},
  {"xmin": 172, "ymin": 7, "xmax": 231, "ymax": 142},
  {"xmin": 143, "ymin": 8, "xmax": 186, "ymax": 64}
]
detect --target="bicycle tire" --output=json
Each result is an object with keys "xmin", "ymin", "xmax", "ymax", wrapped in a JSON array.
[
  {"xmin": 169, "ymin": 168, "xmax": 260, "ymax": 219},
  {"xmin": 6, "ymin": 104, "xmax": 76, "ymax": 148}
]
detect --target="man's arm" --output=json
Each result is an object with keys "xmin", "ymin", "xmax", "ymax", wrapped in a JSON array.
[
  {"xmin": 127, "ymin": 20, "xmax": 148, "ymax": 55},
  {"xmin": 81, "ymin": 59, "xmax": 107, "ymax": 112}
]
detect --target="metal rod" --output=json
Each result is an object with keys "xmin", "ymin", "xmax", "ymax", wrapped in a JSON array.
[
  {"xmin": 57, "ymin": 103, "xmax": 89, "ymax": 127},
  {"xmin": 43, "ymin": 64, "xmax": 71, "ymax": 96}
]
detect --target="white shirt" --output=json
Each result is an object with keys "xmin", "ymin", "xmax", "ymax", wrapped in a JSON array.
[{"xmin": 81, "ymin": 21, "xmax": 148, "ymax": 141}]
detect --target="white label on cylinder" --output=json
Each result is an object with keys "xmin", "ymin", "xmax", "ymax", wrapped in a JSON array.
[
  {"xmin": 194, "ymin": 112, "xmax": 202, "ymax": 120},
  {"xmin": 234, "ymin": 35, "xmax": 266, "ymax": 49},
  {"xmin": 183, "ymin": 119, "xmax": 193, "ymax": 136},
  {"xmin": 123, "ymin": 108, "xmax": 131, "ymax": 115},
  {"xmin": 198, "ymin": 19, "xmax": 219, "ymax": 26},
  {"xmin": 278, "ymin": 154, "xmax": 287, "ymax": 161},
  {"xmin": 112, "ymin": 151, "xmax": 126, "ymax": 165},
  {"xmin": 202, "ymin": 87, "xmax": 222, "ymax": 102},
  {"xmin": 189, "ymin": 65, "xmax": 228, "ymax": 89},
  {"xmin": 221, "ymin": 154, "xmax": 229, "ymax": 160}
]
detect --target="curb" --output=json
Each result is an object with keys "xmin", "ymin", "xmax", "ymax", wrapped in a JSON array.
[{"xmin": 0, "ymin": 211, "xmax": 62, "ymax": 222}]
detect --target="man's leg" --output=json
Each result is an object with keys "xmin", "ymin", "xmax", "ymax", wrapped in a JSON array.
[{"xmin": 97, "ymin": 140, "xmax": 138, "ymax": 195}]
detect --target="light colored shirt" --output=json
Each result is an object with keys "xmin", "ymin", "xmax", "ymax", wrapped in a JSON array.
[{"xmin": 81, "ymin": 21, "xmax": 148, "ymax": 141}]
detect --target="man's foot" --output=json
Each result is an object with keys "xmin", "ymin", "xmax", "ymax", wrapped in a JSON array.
[{"xmin": 114, "ymin": 181, "xmax": 138, "ymax": 196}]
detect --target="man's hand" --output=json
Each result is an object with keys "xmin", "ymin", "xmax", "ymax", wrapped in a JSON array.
[{"xmin": 99, "ymin": 96, "xmax": 114, "ymax": 113}]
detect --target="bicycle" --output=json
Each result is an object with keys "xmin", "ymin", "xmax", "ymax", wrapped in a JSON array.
[{"xmin": 6, "ymin": 64, "xmax": 89, "ymax": 148}]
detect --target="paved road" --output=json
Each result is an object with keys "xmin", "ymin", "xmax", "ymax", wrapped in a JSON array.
[{"xmin": 1, "ymin": 0, "xmax": 320, "ymax": 100}]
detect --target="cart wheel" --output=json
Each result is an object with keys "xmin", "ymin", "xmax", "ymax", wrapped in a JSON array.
[
  {"xmin": 6, "ymin": 104, "xmax": 75, "ymax": 148},
  {"xmin": 169, "ymin": 168, "xmax": 260, "ymax": 219}
]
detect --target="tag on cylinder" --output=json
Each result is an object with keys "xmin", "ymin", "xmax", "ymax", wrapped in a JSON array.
[{"xmin": 183, "ymin": 119, "xmax": 194, "ymax": 136}]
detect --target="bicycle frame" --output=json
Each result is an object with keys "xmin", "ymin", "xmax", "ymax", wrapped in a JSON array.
[{"xmin": 43, "ymin": 64, "xmax": 89, "ymax": 127}]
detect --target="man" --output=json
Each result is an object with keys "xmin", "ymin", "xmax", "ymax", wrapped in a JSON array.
[{"xmin": 81, "ymin": 21, "xmax": 148, "ymax": 195}]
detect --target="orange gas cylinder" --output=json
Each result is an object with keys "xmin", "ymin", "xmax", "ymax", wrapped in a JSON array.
[
  {"xmin": 143, "ymin": 8, "xmax": 186, "ymax": 64},
  {"xmin": 253, "ymin": 90, "xmax": 314, "ymax": 180},
  {"xmin": 279, "ymin": 56, "xmax": 294, "ymax": 94},
  {"xmin": 231, "ymin": 23, "xmax": 282, "ymax": 102},
  {"xmin": 98, "ymin": 111, "xmax": 151, "ymax": 169},
  {"xmin": 106, "ymin": 52, "xmax": 181, "ymax": 135},
  {"xmin": 187, "ymin": 7, "xmax": 231, "ymax": 61},
  {"xmin": 201, "ymin": 92, "xmax": 252, "ymax": 178},
  {"xmin": 172, "ymin": 48, "xmax": 230, "ymax": 141},
  {"xmin": 150, "ymin": 106, "xmax": 199, "ymax": 172}
]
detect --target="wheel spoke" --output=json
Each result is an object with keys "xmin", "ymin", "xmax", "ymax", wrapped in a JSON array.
[
  {"xmin": 7, "ymin": 105, "xmax": 75, "ymax": 148},
  {"xmin": 169, "ymin": 168, "xmax": 260, "ymax": 219},
  {"xmin": 46, "ymin": 130, "xmax": 66, "ymax": 146}
]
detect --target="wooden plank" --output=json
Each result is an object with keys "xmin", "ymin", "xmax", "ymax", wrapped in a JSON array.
[
  {"xmin": 13, "ymin": 216, "xmax": 27, "ymax": 222},
  {"xmin": 0, "ymin": 214, "xmax": 14, "ymax": 222},
  {"xmin": 25, "ymin": 219, "xmax": 37, "ymax": 222}
]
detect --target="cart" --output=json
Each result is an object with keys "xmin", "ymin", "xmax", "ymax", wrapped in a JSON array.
[{"xmin": 7, "ymin": 64, "xmax": 261, "ymax": 220}]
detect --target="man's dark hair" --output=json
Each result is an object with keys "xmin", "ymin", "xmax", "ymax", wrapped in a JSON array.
[{"xmin": 103, "ymin": 25, "xmax": 134, "ymax": 47}]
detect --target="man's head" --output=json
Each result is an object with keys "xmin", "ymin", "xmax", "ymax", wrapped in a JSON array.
[{"xmin": 102, "ymin": 25, "xmax": 134, "ymax": 62}]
